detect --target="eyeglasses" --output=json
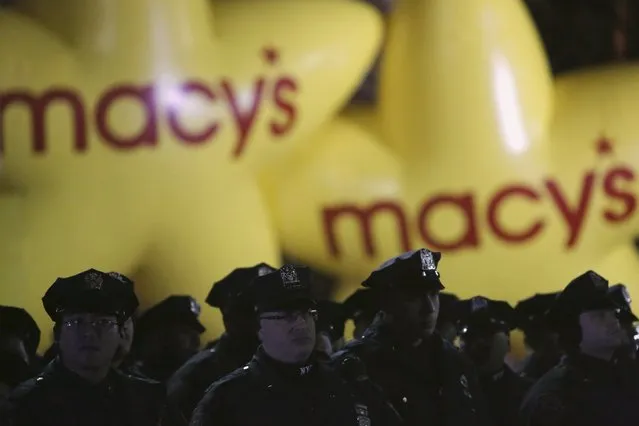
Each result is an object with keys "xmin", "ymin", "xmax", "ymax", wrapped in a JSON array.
[
  {"xmin": 260, "ymin": 309, "xmax": 318, "ymax": 323},
  {"xmin": 63, "ymin": 319, "xmax": 118, "ymax": 331}
]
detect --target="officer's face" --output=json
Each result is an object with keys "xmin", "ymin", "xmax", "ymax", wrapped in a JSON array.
[
  {"xmin": 58, "ymin": 313, "xmax": 121, "ymax": 370},
  {"xmin": 259, "ymin": 308, "xmax": 317, "ymax": 364},
  {"xmin": 395, "ymin": 289, "xmax": 440, "ymax": 337},
  {"xmin": 143, "ymin": 323, "xmax": 201, "ymax": 364},
  {"xmin": 437, "ymin": 320, "xmax": 458, "ymax": 344},
  {"xmin": 222, "ymin": 306, "xmax": 258, "ymax": 339},
  {"xmin": 353, "ymin": 316, "xmax": 374, "ymax": 340},
  {"xmin": 579, "ymin": 309, "xmax": 629, "ymax": 352},
  {"xmin": 462, "ymin": 331, "xmax": 510, "ymax": 374},
  {"xmin": 119, "ymin": 317, "xmax": 135, "ymax": 355}
]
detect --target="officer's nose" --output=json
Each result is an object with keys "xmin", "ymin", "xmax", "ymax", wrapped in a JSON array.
[{"xmin": 422, "ymin": 293, "xmax": 437, "ymax": 314}]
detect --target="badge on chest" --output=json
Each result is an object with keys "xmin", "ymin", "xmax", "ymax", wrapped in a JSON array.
[{"xmin": 355, "ymin": 403, "xmax": 371, "ymax": 426}]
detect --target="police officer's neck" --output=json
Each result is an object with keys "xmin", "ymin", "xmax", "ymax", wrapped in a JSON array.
[
  {"xmin": 378, "ymin": 311, "xmax": 434, "ymax": 347},
  {"xmin": 578, "ymin": 345, "xmax": 619, "ymax": 363},
  {"xmin": 62, "ymin": 358, "xmax": 111, "ymax": 384}
]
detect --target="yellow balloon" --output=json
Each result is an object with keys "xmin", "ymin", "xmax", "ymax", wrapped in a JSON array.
[
  {"xmin": 0, "ymin": 0, "xmax": 383, "ymax": 350},
  {"xmin": 266, "ymin": 0, "xmax": 639, "ymax": 313}
]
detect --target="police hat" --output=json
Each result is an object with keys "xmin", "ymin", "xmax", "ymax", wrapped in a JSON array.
[
  {"xmin": 42, "ymin": 268, "xmax": 139, "ymax": 322},
  {"xmin": 206, "ymin": 263, "xmax": 276, "ymax": 311},
  {"xmin": 252, "ymin": 264, "xmax": 316, "ymax": 313},
  {"xmin": 342, "ymin": 289, "xmax": 379, "ymax": 321},
  {"xmin": 0, "ymin": 306, "xmax": 41, "ymax": 356},
  {"xmin": 316, "ymin": 300, "xmax": 347, "ymax": 342},
  {"xmin": 514, "ymin": 292, "xmax": 559, "ymax": 332},
  {"xmin": 546, "ymin": 270, "xmax": 618, "ymax": 328},
  {"xmin": 438, "ymin": 292, "xmax": 460, "ymax": 323},
  {"xmin": 608, "ymin": 284, "xmax": 638, "ymax": 323},
  {"xmin": 136, "ymin": 295, "xmax": 206, "ymax": 335},
  {"xmin": 362, "ymin": 248, "xmax": 445, "ymax": 292},
  {"xmin": 455, "ymin": 296, "xmax": 516, "ymax": 336}
]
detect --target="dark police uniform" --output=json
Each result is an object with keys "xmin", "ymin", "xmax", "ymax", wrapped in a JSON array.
[
  {"xmin": 514, "ymin": 292, "xmax": 561, "ymax": 380},
  {"xmin": 167, "ymin": 263, "xmax": 275, "ymax": 425},
  {"xmin": 130, "ymin": 295, "xmax": 206, "ymax": 382},
  {"xmin": 608, "ymin": 283, "xmax": 639, "ymax": 353},
  {"xmin": 316, "ymin": 300, "xmax": 347, "ymax": 344},
  {"xmin": 455, "ymin": 296, "xmax": 533, "ymax": 426},
  {"xmin": 437, "ymin": 292, "xmax": 460, "ymax": 344},
  {"xmin": 191, "ymin": 264, "xmax": 402, "ymax": 426},
  {"xmin": 333, "ymin": 249, "xmax": 487, "ymax": 426},
  {"xmin": 343, "ymin": 288, "xmax": 380, "ymax": 339},
  {"xmin": 0, "ymin": 268, "xmax": 168, "ymax": 426},
  {"xmin": 519, "ymin": 270, "xmax": 639, "ymax": 426},
  {"xmin": 0, "ymin": 306, "xmax": 42, "ymax": 391}
]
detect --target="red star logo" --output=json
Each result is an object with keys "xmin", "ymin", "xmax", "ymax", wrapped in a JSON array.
[
  {"xmin": 262, "ymin": 47, "xmax": 280, "ymax": 65},
  {"xmin": 596, "ymin": 136, "xmax": 614, "ymax": 155}
]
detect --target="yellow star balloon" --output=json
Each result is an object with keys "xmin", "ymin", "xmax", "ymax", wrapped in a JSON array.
[
  {"xmin": 0, "ymin": 0, "xmax": 383, "ymax": 347},
  {"xmin": 264, "ymin": 0, "xmax": 639, "ymax": 304}
]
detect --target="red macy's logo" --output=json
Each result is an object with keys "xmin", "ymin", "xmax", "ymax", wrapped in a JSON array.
[
  {"xmin": 0, "ymin": 48, "xmax": 297, "ymax": 158},
  {"xmin": 322, "ymin": 139, "xmax": 637, "ymax": 257}
]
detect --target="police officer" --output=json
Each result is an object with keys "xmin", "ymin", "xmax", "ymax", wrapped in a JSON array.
[
  {"xmin": 190, "ymin": 264, "xmax": 401, "ymax": 426},
  {"xmin": 515, "ymin": 292, "xmax": 562, "ymax": 379},
  {"xmin": 333, "ymin": 248, "xmax": 487, "ymax": 426},
  {"xmin": 105, "ymin": 272, "xmax": 138, "ymax": 374},
  {"xmin": 519, "ymin": 270, "xmax": 639, "ymax": 426},
  {"xmin": 0, "ymin": 306, "xmax": 41, "ymax": 397},
  {"xmin": 437, "ymin": 292, "xmax": 460, "ymax": 344},
  {"xmin": 315, "ymin": 300, "xmax": 347, "ymax": 356},
  {"xmin": 456, "ymin": 296, "xmax": 533, "ymax": 426},
  {"xmin": 130, "ymin": 295, "xmax": 206, "ymax": 382},
  {"xmin": 343, "ymin": 288, "xmax": 379, "ymax": 340},
  {"xmin": 167, "ymin": 263, "xmax": 274, "ymax": 425},
  {"xmin": 0, "ymin": 268, "xmax": 167, "ymax": 426},
  {"xmin": 608, "ymin": 283, "xmax": 639, "ymax": 354}
]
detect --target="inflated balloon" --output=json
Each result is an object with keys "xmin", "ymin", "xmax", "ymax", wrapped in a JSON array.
[
  {"xmin": 264, "ymin": 0, "xmax": 639, "ymax": 304},
  {"xmin": 0, "ymin": 0, "xmax": 383, "ymax": 348}
]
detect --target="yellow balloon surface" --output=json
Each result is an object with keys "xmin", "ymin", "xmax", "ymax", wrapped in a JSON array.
[
  {"xmin": 264, "ymin": 0, "xmax": 639, "ymax": 306},
  {"xmin": 0, "ymin": 0, "xmax": 383, "ymax": 349}
]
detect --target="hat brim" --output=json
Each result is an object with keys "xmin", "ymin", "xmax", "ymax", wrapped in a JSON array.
[{"xmin": 256, "ymin": 297, "xmax": 316, "ymax": 314}]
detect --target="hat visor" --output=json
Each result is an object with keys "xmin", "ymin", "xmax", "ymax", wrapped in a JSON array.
[
  {"xmin": 57, "ymin": 297, "xmax": 123, "ymax": 319},
  {"xmin": 257, "ymin": 297, "xmax": 316, "ymax": 313},
  {"xmin": 618, "ymin": 309, "xmax": 639, "ymax": 323},
  {"xmin": 181, "ymin": 316, "xmax": 206, "ymax": 334},
  {"xmin": 586, "ymin": 297, "xmax": 621, "ymax": 313}
]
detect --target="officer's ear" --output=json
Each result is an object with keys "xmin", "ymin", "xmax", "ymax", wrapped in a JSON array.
[
  {"xmin": 256, "ymin": 316, "xmax": 265, "ymax": 342},
  {"xmin": 53, "ymin": 323, "xmax": 61, "ymax": 343}
]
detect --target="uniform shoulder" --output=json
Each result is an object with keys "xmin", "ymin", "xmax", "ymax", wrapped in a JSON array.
[
  {"xmin": 333, "ymin": 336, "xmax": 380, "ymax": 361},
  {"xmin": 5, "ymin": 374, "xmax": 53, "ymax": 403},
  {"xmin": 202, "ymin": 364, "xmax": 253, "ymax": 396},
  {"xmin": 167, "ymin": 349, "xmax": 219, "ymax": 388},
  {"xmin": 116, "ymin": 370, "xmax": 165, "ymax": 395},
  {"xmin": 520, "ymin": 365, "xmax": 569, "ymax": 425},
  {"xmin": 0, "ymin": 373, "xmax": 54, "ymax": 419}
]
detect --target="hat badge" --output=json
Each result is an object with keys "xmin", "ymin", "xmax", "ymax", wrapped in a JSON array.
[
  {"xmin": 189, "ymin": 298, "xmax": 201, "ymax": 316},
  {"xmin": 587, "ymin": 271, "xmax": 607, "ymax": 289},
  {"xmin": 257, "ymin": 266, "xmax": 272, "ymax": 277},
  {"xmin": 108, "ymin": 272, "xmax": 127, "ymax": 283},
  {"xmin": 419, "ymin": 249, "xmax": 437, "ymax": 272},
  {"xmin": 280, "ymin": 265, "xmax": 303, "ymax": 290},
  {"xmin": 84, "ymin": 271, "xmax": 104, "ymax": 290},
  {"xmin": 621, "ymin": 286, "xmax": 632, "ymax": 304},
  {"xmin": 471, "ymin": 297, "xmax": 488, "ymax": 312}
]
